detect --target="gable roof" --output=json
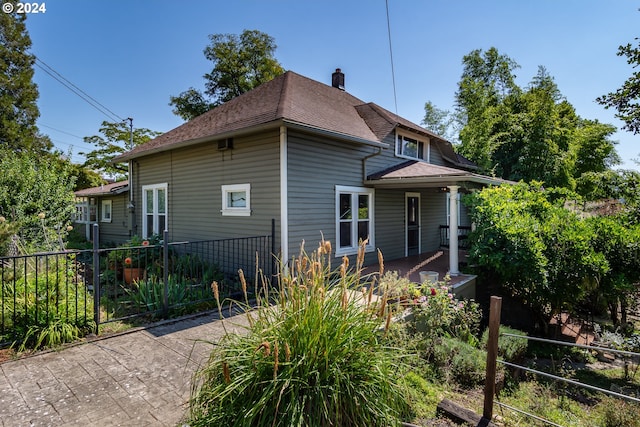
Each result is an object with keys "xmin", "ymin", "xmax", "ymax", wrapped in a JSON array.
[{"xmin": 117, "ymin": 71, "xmax": 459, "ymax": 162}]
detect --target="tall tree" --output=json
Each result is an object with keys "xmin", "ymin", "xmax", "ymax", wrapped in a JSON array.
[
  {"xmin": 596, "ymin": 36, "xmax": 640, "ymax": 134},
  {"xmin": 421, "ymin": 101, "xmax": 458, "ymax": 142},
  {"xmin": 169, "ymin": 29, "xmax": 285, "ymax": 121},
  {"xmin": 0, "ymin": 5, "xmax": 50, "ymax": 152},
  {"xmin": 80, "ymin": 121, "xmax": 161, "ymax": 179},
  {"xmin": 455, "ymin": 48, "xmax": 521, "ymax": 172},
  {"xmin": 452, "ymin": 48, "xmax": 619, "ymax": 187}
]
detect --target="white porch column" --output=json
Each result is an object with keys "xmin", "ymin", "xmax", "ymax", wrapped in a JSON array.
[{"xmin": 448, "ymin": 185, "xmax": 460, "ymax": 276}]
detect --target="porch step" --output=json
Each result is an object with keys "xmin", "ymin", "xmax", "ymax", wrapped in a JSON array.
[{"xmin": 549, "ymin": 313, "xmax": 595, "ymax": 346}]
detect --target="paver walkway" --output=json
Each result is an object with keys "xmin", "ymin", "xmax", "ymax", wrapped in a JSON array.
[{"xmin": 0, "ymin": 311, "xmax": 249, "ymax": 426}]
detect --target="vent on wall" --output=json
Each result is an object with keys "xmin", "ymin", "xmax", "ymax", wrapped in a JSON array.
[{"xmin": 217, "ymin": 138, "xmax": 233, "ymax": 151}]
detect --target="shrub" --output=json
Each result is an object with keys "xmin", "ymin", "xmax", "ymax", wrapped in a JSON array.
[
  {"xmin": 410, "ymin": 284, "xmax": 481, "ymax": 343},
  {"xmin": 599, "ymin": 396, "xmax": 640, "ymax": 427},
  {"xmin": 430, "ymin": 336, "xmax": 487, "ymax": 388},
  {"xmin": 188, "ymin": 240, "xmax": 408, "ymax": 426},
  {"xmin": 1, "ymin": 255, "xmax": 95, "ymax": 350},
  {"xmin": 481, "ymin": 325, "xmax": 528, "ymax": 363}
]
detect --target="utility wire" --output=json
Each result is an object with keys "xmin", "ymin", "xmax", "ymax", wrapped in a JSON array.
[
  {"xmin": 33, "ymin": 56, "xmax": 124, "ymax": 123},
  {"xmin": 39, "ymin": 123, "xmax": 84, "ymax": 140},
  {"xmin": 385, "ymin": 0, "xmax": 399, "ymax": 117}
]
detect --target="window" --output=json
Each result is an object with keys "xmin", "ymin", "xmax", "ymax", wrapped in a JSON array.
[
  {"xmin": 395, "ymin": 132, "xmax": 429, "ymax": 161},
  {"xmin": 335, "ymin": 186, "xmax": 374, "ymax": 255},
  {"xmin": 221, "ymin": 183, "xmax": 251, "ymax": 216},
  {"xmin": 101, "ymin": 200, "xmax": 112, "ymax": 223},
  {"xmin": 446, "ymin": 192, "xmax": 461, "ymax": 226},
  {"xmin": 74, "ymin": 198, "xmax": 89, "ymax": 223},
  {"xmin": 142, "ymin": 183, "xmax": 167, "ymax": 238}
]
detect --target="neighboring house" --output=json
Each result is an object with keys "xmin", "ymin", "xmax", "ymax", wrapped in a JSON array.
[
  {"xmin": 73, "ymin": 180, "xmax": 130, "ymax": 245},
  {"xmin": 116, "ymin": 69, "xmax": 504, "ymax": 274}
]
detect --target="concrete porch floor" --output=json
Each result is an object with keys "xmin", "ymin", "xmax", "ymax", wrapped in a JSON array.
[{"xmin": 365, "ymin": 249, "xmax": 473, "ymax": 287}]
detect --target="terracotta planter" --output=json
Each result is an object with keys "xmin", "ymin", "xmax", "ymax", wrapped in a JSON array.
[{"xmin": 123, "ymin": 267, "xmax": 145, "ymax": 285}]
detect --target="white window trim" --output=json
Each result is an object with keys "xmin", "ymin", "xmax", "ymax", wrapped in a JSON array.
[
  {"xmin": 395, "ymin": 131, "xmax": 430, "ymax": 162},
  {"xmin": 221, "ymin": 183, "xmax": 251, "ymax": 216},
  {"xmin": 74, "ymin": 198, "xmax": 89, "ymax": 223},
  {"xmin": 100, "ymin": 200, "xmax": 112, "ymax": 223},
  {"xmin": 142, "ymin": 183, "xmax": 168, "ymax": 238},
  {"xmin": 335, "ymin": 185, "xmax": 375, "ymax": 256},
  {"xmin": 446, "ymin": 192, "xmax": 461, "ymax": 226}
]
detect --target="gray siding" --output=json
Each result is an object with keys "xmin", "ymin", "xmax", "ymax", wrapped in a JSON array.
[
  {"xmin": 98, "ymin": 194, "xmax": 130, "ymax": 245},
  {"xmin": 134, "ymin": 131, "xmax": 281, "ymax": 246},
  {"xmin": 286, "ymin": 131, "xmax": 367, "ymax": 254}
]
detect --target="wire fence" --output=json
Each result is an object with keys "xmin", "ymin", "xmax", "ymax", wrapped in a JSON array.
[{"xmin": 484, "ymin": 296, "xmax": 640, "ymax": 427}]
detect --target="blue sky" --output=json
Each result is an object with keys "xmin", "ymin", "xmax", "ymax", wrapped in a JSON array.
[{"xmin": 25, "ymin": 0, "xmax": 638, "ymax": 170}]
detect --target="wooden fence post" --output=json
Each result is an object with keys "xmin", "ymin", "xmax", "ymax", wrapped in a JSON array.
[{"xmin": 483, "ymin": 295, "xmax": 502, "ymax": 422}]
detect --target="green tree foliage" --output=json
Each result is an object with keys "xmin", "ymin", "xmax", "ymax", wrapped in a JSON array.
[
  {"xmin": 80, "ymin": 121, "xmax": 161, "ymax": 178},
  {"xmin": 0, "ymin": 149, "xmax": 76, "ymax": 252},
  {"xmin": 597, "ymin": 36, "xmax": 640, "ymax": 134},
  {"xmin": 421, "ymin": 101, "xmax": 458, "ymax": 142},
  {"xmin": 169, "ymin": 29, "xmax": 285, "ymax": 121},
  {"xmin": 0, "ymin": 6, "xmax": 51, "ymax": 153},
  {"xmin": 587, "ymin": 216, "xmax": 640, "ymax": 325},
  {"xmin": 452, "ymin": 48, "xmax": 619, "ymax": 187},
  {"xmin": 466, "ymin": 183, "xmax": 609, "ymax": 322},
  {"xmin": 576, "ymin": 169, "xmax": 640, "ymax": 223}
]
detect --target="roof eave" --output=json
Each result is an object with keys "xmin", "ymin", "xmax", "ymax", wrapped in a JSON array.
[
  {"xmin": 366, "ymin": 174, "xmax": 508, "ymax": 188},
  {"xmin": 114, "ymin": 120, "xmax": 285, "ymax": 162},
  {"xmin": 282, "ymin": 120, "xmax": 388, "ymax": 148}
]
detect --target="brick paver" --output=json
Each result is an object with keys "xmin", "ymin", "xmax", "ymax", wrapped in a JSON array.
[{"xmin": 0, "ymin": 312, "xmax": 249, "ymax": 426}]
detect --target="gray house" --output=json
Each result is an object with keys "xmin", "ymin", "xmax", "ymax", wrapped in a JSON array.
[
  {"xmin": 117, "ymin": 69, "xmax": 503, "ymax": 275},
  {"xmin": 73, "ymin": 180, "xmax": 130, "ymax": 245}
]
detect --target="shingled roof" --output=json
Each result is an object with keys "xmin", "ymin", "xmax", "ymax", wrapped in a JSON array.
[
  {"xmin": 117, "ymin": 71, "xmax": 453, "ymax": 161},
  {"xmin": 74, "ymin": 180, "xmax": 129, "ymax": 197}
]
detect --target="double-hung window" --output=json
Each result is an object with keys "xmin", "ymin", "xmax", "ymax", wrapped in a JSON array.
[
  {"xmin": 396, "ymin": 132, "xmax": 429, "ymax": 161},
  {"xmin": 142, "ymin": 183, "xmax": 167, "ymax": 238},
  {"xmin": 101, "ymin": 200, "xmax": 112, "ymax": 223},
  {"xmin": 335, "ymin": 185, "xmax": 374, "ymax": 256}
]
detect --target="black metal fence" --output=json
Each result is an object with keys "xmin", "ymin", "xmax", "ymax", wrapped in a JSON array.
[
  {"xmin": 439, "ymin": 225, "xmax": 472, "ymax": 249},
  {"xmin": 0, "ymin": 226, "xmax": 275, "ymax": 347}
]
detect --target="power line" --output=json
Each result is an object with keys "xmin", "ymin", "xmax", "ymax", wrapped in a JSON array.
[
  {"xmin": 385, "ymin": 0, "xmax": 399, "ymax": 117},
  {"xmin": 33, "ymin": 56, "xmax": 124, "ymax": 123},
  {"xmin": 39, "ymin": 123, "xmax": 84, "ymax": 140}
]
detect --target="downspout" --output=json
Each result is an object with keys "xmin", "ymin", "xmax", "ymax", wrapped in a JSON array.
[
  {"xmin": 279, "ymin": 125, "xmax": 288, "ymax": 262},
  {"xmin": 127, "ymin": 118, "xmax": 135, "ymax": 237},
  {"xmin": 362, "ymin": 147, "xmax": 383, "ymax": 182}
]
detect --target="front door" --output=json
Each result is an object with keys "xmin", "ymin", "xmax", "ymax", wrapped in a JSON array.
[{"xmin": 406, "ymin": 193, "xmax": 420, "ymax": 256}]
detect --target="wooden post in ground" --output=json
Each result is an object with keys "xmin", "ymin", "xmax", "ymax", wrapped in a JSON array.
[{"xmin": 483, "ymin": 296, "xmax": 502, "ymax": 422}]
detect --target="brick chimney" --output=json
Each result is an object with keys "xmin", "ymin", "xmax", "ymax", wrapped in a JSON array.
[{"xmin": 332, "ymin": 68, "xmax": 345, "ymax": 90}]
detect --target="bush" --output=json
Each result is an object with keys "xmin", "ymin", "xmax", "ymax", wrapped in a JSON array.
[
  {"xmin": 1, "ymin": 255, "xmax": 95, "ymax": 350},
  {"xmin": 599, "ymin": 396, "xmax": 640, "ymax": 427},
  {"xmin": 188, "ymin": 241, "xmax": 408, "ymax": 426},
  {"xmin": 481, "ymin": 325, "xmax": 528, "ymax": 363},
  {"xmin": 410, "ymin": 284, "xmax": 481, "ymax": 344},
  {"xmin": 430, "ymin": 336, "xmax": 487, "ymax": 388}
]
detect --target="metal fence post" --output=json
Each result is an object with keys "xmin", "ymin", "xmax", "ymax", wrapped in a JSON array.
[
  {"xmin": 92, "ymin": 224, "xmax": 100, "ymax": 335},
  {"xmin": 163, "ymin": 229, "xmax": 169, "ymax": 317},
  {"xmin": 483, "ymin": 295, "xmax": 502, "ymax": 422}
]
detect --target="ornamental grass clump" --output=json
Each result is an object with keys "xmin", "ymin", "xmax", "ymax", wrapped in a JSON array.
[{"xmin": 188, "ymin": 240, "xmax": 408, "ymax": 427}]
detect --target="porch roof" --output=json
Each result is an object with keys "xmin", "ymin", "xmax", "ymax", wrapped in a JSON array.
[
  {"xmin": 366, "ymin": 160, "xmax": 508, "ymax": 188},
  {"xmin": 74, "ymin": 180, "xmax": 129, "ymax": 197}
]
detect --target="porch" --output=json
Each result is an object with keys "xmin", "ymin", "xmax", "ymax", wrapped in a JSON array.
[{"xmin": 365, "ymin": 249, "xmax": 477, "ymax": 299}]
